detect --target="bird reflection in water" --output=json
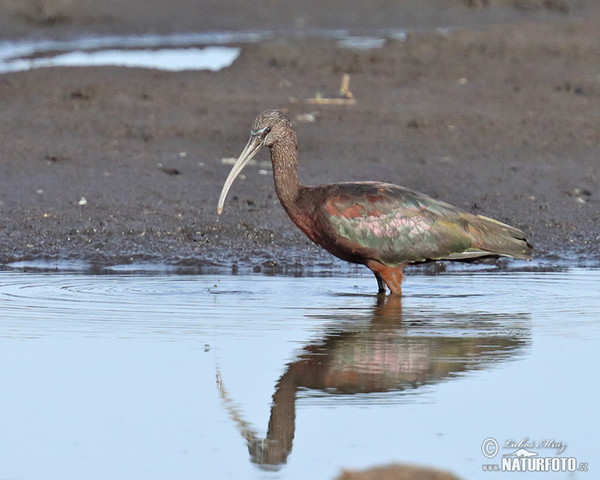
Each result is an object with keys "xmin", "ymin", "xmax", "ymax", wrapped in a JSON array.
[{"xmin": 216, "ymin": 295, "xmax": 530, "ymax": 469}]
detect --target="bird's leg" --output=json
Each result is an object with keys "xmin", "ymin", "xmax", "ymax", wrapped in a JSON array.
[
  {"xmin": 367, "ymin": 260, "xmax": 405, "ymax": 295},
  {"xmin": 373, "ymin": 272, "xmax": 387, "ymax": 294}
]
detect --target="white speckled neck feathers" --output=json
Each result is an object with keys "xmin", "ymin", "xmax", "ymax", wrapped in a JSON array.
[{"xmin": 260, "ymin": 113, "xmax": 306, "ymax": 224}]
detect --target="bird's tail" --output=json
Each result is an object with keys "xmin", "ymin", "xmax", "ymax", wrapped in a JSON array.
[{"xmin": 470, "ymin": 214, "xmax": 534, "ymax": 260}]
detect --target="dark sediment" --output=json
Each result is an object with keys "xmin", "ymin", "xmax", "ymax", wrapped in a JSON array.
[{"xmin": 1, "ymin": 0, "xmax": 599, "ymax": 272}]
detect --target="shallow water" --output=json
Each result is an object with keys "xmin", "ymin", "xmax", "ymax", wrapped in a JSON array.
[
  {"xmin": 0, "ymin": 36, "xmax": 241, "ymax": 73},
  {"xmin": 0, "ymin": 269, "xmax": 598, "ymax": 479},
  {"xmin": 0, "ymin": 29, "xmax": 404, "ymax": 73}
]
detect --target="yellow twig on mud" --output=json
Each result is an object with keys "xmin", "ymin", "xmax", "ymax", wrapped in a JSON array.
[{"xmin": 289, "ymin": 74, "xmax": 356, "ymax": 105}]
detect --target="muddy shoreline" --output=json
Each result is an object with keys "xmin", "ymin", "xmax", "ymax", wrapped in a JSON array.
[{"xmin": 1, "ymin": 1, "xmax": 599, "ymax": 273}]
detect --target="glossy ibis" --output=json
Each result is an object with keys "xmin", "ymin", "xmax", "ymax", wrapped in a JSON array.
[{"xmin": 217, "ymin": 109, "xmax": 533, "ymax": 294}]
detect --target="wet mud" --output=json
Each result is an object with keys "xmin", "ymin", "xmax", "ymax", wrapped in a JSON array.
[{"xmin": 0, "ymin": 0, "xmax": 599, "ymax": 271}]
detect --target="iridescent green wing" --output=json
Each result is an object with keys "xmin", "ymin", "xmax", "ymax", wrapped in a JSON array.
[{"xmin": 316, "ymin": 182, "xmax": 530, "ymax": 265}]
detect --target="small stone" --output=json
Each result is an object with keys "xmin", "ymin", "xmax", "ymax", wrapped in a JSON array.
[
  {"xmin": 158, "ymin": 164, "xmax": 180, "ymax": 175},
  {"xmin": 295, "ymin": 112, "xmax": 319, "ymax": 123},
  {"xmin": 78, "ymin": 197, "xmax": 87, "ymax": 206},
  {"xmin": 406, "ymin": 117, "xmax": 428, "ymax": 129}
]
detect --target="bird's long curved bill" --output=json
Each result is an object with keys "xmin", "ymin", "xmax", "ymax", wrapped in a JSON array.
[{"xmin": 217, "ymin": 135, "xmax": 264, "ymax": 214}]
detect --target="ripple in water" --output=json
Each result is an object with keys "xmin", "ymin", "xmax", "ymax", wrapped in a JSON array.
[{"xmin": 0, "ymin": 274, "xmax": 218, "ymax": 338}]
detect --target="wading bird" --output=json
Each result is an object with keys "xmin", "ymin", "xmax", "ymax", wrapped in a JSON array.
[{"xmin": 217, "ymin": 110, "xmax": 532, "ymax": 294}]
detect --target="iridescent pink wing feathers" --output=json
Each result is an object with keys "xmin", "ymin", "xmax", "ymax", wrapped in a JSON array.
[{"xmin": 305, "ymin": 182, "xmax": 532, "ymax": 267}]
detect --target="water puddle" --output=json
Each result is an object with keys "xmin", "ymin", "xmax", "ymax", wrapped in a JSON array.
[
  {"xmin": 3, "ymin": 46, "xmax": 239, "ymax": 73},
  {"xmin": 0, "ymin": 29, "xmax": 408, "ymax": 73},
  {"xmin": 0, "ymin": 33, "xmax": 250, "ymax": 73},
  {"xmin": 0, "ymin": 269, "xmax": 597, "ymax": 479}
]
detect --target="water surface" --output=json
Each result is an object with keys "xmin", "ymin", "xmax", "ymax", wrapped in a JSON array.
[
  {"xmin": 0, "ymin": 29, "xmax": 409, "ymax": 73},
  {"xmin": 0, "ymin": 269, "xmax": 597, "ymax": 479}
]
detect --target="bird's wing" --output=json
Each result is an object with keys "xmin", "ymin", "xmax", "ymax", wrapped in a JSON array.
[{"xmin": 312, "ymin": 182, "xmax": 531, "ymax": 266}]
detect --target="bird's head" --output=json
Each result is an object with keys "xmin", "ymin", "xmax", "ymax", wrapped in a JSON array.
[
  {"xmin": 250, "ymin": 109, "xmax": 292, "ymax": 148},
  {"xmin": 217, "ymin": 109, "xmax": 292, "ymax": 214}
]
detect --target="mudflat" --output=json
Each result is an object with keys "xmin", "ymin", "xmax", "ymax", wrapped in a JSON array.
[{"xmin": 1, "ymin": 0, "xmax": 598, "ymax": 271}]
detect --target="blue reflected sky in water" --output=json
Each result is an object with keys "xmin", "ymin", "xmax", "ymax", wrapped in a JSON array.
[
  {"xmin": 0, "ymin": 30, "xmax": 396, "ymax": 73},
  {"xmin": 0, "ymin": 269, "xmax": 598, "ymax": 479}
]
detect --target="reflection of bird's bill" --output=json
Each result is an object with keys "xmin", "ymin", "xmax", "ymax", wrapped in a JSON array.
[
  {"xmin": 217, "ymin": 135, "xmax": 265, "ymax": 214},
  {"xmin": 216, "ymin": 364, "xmax": 284, "ymax": 468},
  {"xmin": 215, "ymin": 365, "xmax": 259, "ymax": 442}
]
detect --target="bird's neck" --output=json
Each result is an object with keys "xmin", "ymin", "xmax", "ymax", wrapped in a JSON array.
[{"xmin": 269, "ymin": 135, "xmax": 302, "ymax": 217}]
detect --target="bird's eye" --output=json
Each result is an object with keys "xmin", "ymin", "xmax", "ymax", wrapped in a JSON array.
[{"xmin": 265, "ymin": 127, "xmax": 271, "ymax": 134}]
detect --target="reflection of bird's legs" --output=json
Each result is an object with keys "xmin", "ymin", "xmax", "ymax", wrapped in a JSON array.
[{"xmin": 373, "ymin": 292, "xmax": 403, "ymax": 324}]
